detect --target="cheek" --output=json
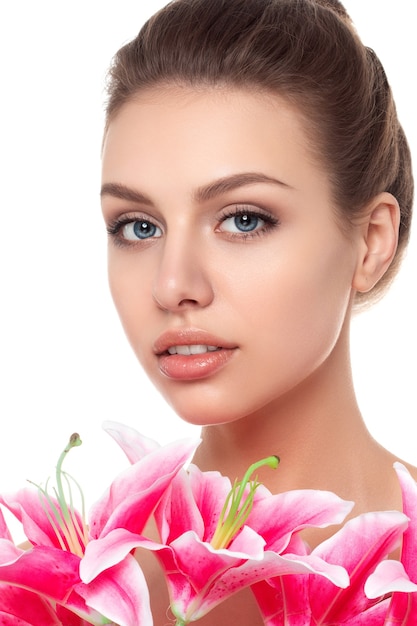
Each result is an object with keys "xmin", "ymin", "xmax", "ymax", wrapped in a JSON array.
[
  {"xmin": 107, "ymin": 257, "xmax": 151, "ymax": 345},
  {"xmin": 240, "ymin": 240, "xmax": 355, "ymax": 358},
  {"xmin": 288, "ymin": 259, "xmax": 353, "ymax": 358},
  {"xmin": 108, "ymin": 259, "xmax": 128, "ymax": 317}
]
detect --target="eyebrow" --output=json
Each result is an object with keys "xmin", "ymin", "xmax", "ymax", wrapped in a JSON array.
[
  {"xmin": 100, "ymin": 172, "xmax": 291, "ymax": 205},
  {"xmin": 100, "ymin": 182, "xmax": 153, "ymax": 205}
]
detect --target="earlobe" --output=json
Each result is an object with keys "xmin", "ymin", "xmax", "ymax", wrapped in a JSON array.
[{"xmin": 352, "ymin": 193, "xmax": 400, "ymax": 293}]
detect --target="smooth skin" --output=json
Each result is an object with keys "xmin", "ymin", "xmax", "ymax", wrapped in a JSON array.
[{"xmin": 101, "ymin": 86, "xmax": 416, "ymax": 625}]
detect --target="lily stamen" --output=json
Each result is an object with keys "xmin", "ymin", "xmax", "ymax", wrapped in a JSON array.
[
  {"xmin": 211, "ymin": 455, "xmax": 279, "ymax": 550},
  {"xmin": 29, "ymin": 433, "xmax": 88, "ymax": 558}
]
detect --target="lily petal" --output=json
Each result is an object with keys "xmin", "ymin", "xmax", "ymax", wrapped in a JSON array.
[
  {"xmin": 365, "ymin": 560, "xmax": 417, "ymax": 597},
  {"xmin": 310, "ymin": 510, "xmax": 408, "ymax": 622},
  {"xmin": 0, "ymin": 546, "xmax": 81, "ymax": 602},
  {"xmin": 251, "ymin": 576, "xmax": 310, "ymax": 626},
  {"xmin": 80, "ymin": 528, "xmax": 146, "ymax": 583},
  {"xmin": 341, "ymin": 598, "xmax": 391, "ymax": 625},
  {"xmin": 77, "ymin": 555, "xmax": 153, "ymax": 626},
  {"xmin": 246, "ymin": 489, "xmax": 353, "ymax": 553},
  {"xmin": 394, "ymin": 462, "xmax": 417, "ymax": 577},
  {"xmin": 0, "ymin": 489, "xmax": 84, "ymax": 549},
  {"xmin": 0, "ymin": 583, "xmax": 62, "ymax": 625},
  {"xmin": 89, "ymin": 437, "xmax": 200, "ymax": 539},
  {"xmin": 0, "ymin": 539, "xmax": 24, "ymax": 566},
  {"xmin": 156, "ymin": 468, "xmax": 206, "ymax": 544},
  {"xmin": 172, "ymin": 550, "xmax": 348, "ymax": 622},
  {"xmin": 0, "ymin": 543, "xmax": 111, "ymax": 623},
  {"xmin": 102, "ymin": 420, "xmax": 161, "ymax": 464},
  {"xmin": 0, "ymin": 510, "xmax": 13, "ymax": 543},
  {"xmin": 186, "ymin": 464, "xmax": 241, "ymax": 542},
  {"xmin": 379, "ymin": 464, "xmax": 417, "ymax": 623}
]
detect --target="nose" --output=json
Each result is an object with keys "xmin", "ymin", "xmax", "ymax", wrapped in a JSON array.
[{"xmin": 152, "ymin": 235, "xmax": 214, "ymax": 312}]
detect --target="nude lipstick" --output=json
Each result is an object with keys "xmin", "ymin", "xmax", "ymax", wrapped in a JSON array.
[{"xmin": 153, "ymin": 329, "xmax": 237, "ymax": 381}]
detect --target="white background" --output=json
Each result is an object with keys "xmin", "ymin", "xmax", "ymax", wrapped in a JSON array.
[{"xmin": 0, "ymin": 1, "xmax": 416, "ymax": 541}]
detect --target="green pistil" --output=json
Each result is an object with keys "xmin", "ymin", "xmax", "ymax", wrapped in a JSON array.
[
  {"xmin": 55, "ymin": 433, "xmax": 82, "ymax": 521},
  {"xmin": 210, "ymin": 455, "xmax": 279, "ymax": 550},
  {"xmin": 31, "ymin": 433, "xmax": 88, "ymax": 558}
]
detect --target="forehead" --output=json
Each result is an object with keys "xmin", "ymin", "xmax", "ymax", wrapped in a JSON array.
[{"xmin": 102, "ymin": 85, "xmax": 329, "ymax": 200}]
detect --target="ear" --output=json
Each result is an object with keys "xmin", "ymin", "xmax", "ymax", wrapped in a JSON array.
[{"xmin": 352, "ymin": 192, "xmax": 400, "ymax": 293}]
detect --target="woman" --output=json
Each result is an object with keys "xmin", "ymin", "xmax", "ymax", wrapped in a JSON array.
[{"xmin": 100, "ymin": 0, "xmax": 415, "ymax": 622}]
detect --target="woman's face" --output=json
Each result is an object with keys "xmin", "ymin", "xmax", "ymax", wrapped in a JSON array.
[{"xmin": 101, "ymin": 87, "xmax": 361, "ymax": 425}]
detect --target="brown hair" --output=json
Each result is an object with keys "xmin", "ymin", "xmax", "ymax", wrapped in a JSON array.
[{"xmin": 104, "ymin": 0, "xmax": 413, "ymax": 307}]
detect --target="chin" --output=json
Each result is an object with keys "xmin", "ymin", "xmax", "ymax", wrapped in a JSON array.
[
  {"xmin": 165, "ymin": 400, "xmax": 240, "ymax": 427},
  {"xmin": 174, "ymin": 410, "xmax": 233, "ymax": 428}
]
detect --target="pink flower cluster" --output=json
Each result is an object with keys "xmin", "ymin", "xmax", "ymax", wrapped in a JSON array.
[{"xmin": 1, "ymin": 422, "xmax": 416, "ymax": 625}]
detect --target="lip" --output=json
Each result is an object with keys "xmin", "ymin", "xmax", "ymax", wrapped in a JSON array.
[
  {"xmin": 153, "ymin": 328, "xmax": 237, "ymax": 355},
  {"xmin": 153, "ymin": 328, "xmax": 237, "ymax": 381}
]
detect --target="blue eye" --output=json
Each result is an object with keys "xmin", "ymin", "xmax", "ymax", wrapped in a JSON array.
[
  {"xmin": 221, "ymin": 213, "xmax": 265, "ymax": 233},
  {"xmin": 122, "ymin": 220, "xmax": 162, "ymax": 240}
]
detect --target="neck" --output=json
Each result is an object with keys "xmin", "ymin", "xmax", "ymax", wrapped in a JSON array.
[
  {"xmin": 192, "ymin": 329, "xmax": 377, "ymax": 500},
  {"xmin": 191, "ymin": 324, "xmax": 406, "ymax": 550}
]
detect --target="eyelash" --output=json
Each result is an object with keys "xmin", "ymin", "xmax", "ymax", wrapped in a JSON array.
[
  {"xmin": 106, "ymin": 214, "xmax": 157, "ymax": 247},
  {"xmin": 106, "ymin": 206, "xmax": 280, "ymax": 246},
  {"xmin": 218, "ymin": 206, "xmax": 280, "ymax": 239}
]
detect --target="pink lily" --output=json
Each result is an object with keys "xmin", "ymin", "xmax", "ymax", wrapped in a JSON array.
[
  {"xmin": 0, "ymin": 539, "xmax": 115, "ymax": 625},
  {"xmin": 0, "ymin": 426, "xmax": 200, "ymax": 625},
  {"xmin": 365, "ymin": 462, "xmax": 417, "ymax": 624},
  {"xmin": 81, "ymin": 458, "xmax": 352, "ymax": 625},
  {"xmin": 0, "ymin": 583, "xmax": 63, "ymax": 626},
  {"xmin": 251, "ymin": 508, "xmax": 409, "ymax": 625},
  {"xmin": 0, "ymin": 510, "xmax": 64, "ymax": 625}
]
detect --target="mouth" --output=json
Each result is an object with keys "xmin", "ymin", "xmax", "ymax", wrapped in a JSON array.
[
  {"xmin": 153, "ymin": 330, "xmax": 236, "ymax": 380},
  {"xmin": 166, "ymin": 344, "xmax": 221, "ymax": 355},
  {"xmin": 153, "ymin": 328, "xmax": 235, "ymax": 355}
]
